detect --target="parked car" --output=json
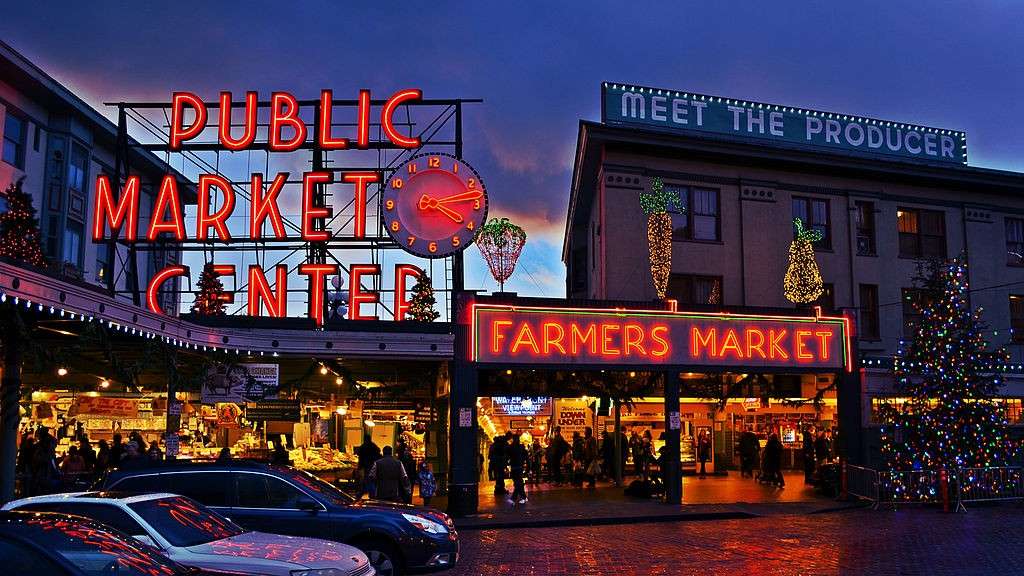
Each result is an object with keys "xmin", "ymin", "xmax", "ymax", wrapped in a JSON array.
[
  {"xmin": 96, "ymin": 461, "xmax": 458, "ymax": 576},
  {"xmin": 0, "ymin": 509, "xmax": 197, "ymax": 576},
  {"xmin": 3, "ymin": 492, "xmax": 374, "ymax": 576}
]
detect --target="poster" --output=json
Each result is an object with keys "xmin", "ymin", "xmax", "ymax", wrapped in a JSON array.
[
  {"xmin": 553, "ymin": 399, "xmax": 591, "ymax": 438},
  {"xmin": 491, "ymin": 396, "xmax": 553, "ymax": 417},
  {"xmin": 216, "ymin": 403, "xmax": 241, "ymax": 428},
  {"xmin": 72, "ymin": 396, "xmax": 139, "ymax": 418},
  {"xmin": 202, "ymin": 363, "xmax": 280, "ymax": 404}
]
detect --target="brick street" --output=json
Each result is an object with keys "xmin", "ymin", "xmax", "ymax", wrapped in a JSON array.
[{"xmin": 451, "ymin": 506, "xmax": 1024, "ymax": 576}]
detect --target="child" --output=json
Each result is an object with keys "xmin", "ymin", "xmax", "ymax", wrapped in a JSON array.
[{"xmin": 418, "ymin": 461, "xmax": 437, "ymax": 507}]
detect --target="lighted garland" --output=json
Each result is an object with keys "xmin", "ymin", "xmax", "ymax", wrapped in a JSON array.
[
  {"xmin": 475, "ymin": 217, "xmax": 526, "ymax": 292},
  {"xmin": 879, "ymin": 258, "xmax": 1019, "ymax": 501},
  {"xmin": 0, "ymin": 179, "xmax": 47, "ymax": 268},
  {"xmin": 640, "ymin": 177, "xmax": 682, "ymax": 299},
  {"xmin": 783, "ymin": 218, "xmax": 824, "ymax": 304}
]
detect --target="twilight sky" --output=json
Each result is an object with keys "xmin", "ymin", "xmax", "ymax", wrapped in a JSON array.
[{"xmin": 3, "ymin": 1, "xmax": 1024, "ymax": 303}]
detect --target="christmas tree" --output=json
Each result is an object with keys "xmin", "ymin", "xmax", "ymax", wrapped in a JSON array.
[
  {"xmin": 880, "ymin": 257, "xmax": 1018, "ymax": 500},
  {"xmin": 783, "ymin": 218, "xmax": 824, "ymax": 304},
  {"xmin": 406, "ymin": 273, "xmax": 439, "ymax": 322},
  {"xmin": 191, "ymin": 263, "xmax": 228, "ymax": 316},
  {"xmin": 639, "ymin": 177, "xmax": 681, "ymax": 299},
  {"xmin": 0, "ymin": 179, "xmax": 46, "ymax": 267}
]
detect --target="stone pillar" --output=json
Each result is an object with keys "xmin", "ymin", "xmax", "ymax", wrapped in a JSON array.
[
  {"xmin": 447, "ymin": 293, "xmax": 478, "ymax": 517},
  {"xmin": 663, "ymin": 371, "xmax": 682, "ymax": 504}
]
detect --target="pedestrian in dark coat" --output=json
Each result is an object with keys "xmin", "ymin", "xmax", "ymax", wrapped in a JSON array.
[
  {"xmin": 802, "ymin": 426, "xmax": 816, "ymax": 484},
  {"xmin": 368, "ymin": 446, "xmax": 411, "ymax": 502},
  {"xmin": 508, "ymin": 435, "xmax": 528, "ymax": 504},
  {"xmin": 764, "ymin": 433, "xmax": 785, "ymax": 487},
  {"xmin": 738, "ymin": 428, "xmax": 760, "ymax": 479}
]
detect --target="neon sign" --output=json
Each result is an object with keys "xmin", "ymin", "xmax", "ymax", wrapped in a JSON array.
[
  {"xmin": 472, "ymin": 303, "xmax": 853, "ymax": 371},
  {"xmin": 92, "ymin": 90, "xmax": 480, "ymax": 324}
]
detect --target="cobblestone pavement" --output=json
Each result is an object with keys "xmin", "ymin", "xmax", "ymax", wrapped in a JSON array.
[{"xmin": 450, "ymin": 506, "xmax": 1024, "ymax": 576}]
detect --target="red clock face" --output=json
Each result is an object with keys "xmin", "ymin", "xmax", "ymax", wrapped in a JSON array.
[{"xmin": 381, "ymin": 153, "xmax": 488, "ymax": 258}]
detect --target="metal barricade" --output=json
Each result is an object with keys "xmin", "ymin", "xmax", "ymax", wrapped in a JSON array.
[
  {"xmin": 876, "ymin": 469, "xmax": 947, "ymax": 508},
  {"xmin": 957, "ymin": 467, "xmax": 1024, "ymax": 504},
  {"xmin": 844, "ymin": 464, "xmax": 879, "ymax": 504}
]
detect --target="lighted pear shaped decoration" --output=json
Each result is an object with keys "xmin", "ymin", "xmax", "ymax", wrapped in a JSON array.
[
  {"xmin": 475, "ymin": 217, "xmax": 527, "ymax": 292},
  {"xmin": 783, "ymin": 217, "xmax": 824, "ymax": 304},
  {"xmin": 640, "ymin": 177, "xmax": 682, "ymax": 299}
]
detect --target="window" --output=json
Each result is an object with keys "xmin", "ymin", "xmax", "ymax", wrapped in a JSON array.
[
  {"xmin": 33, "ymin": 124, "xmax": 41, "ymax": 152},
  {"xmin": 128, "ymin": 497, "xmax": 243, "ymax": 547},
  {"xmin": 16, "ymin": 503, "xmax": 146, "ymax": 537},
  {"xmin": 3, "ymin": 113, "xmax": 27, "ymax": 169},
  {"xmin": 63, "ymin": 222, "xmax": 83, "ymax": 267},
  {"xmin": 898, "ymin": 208, "xmax": 945, "ymax": 258},
  {"xmin": 855, "ymin": 201, "xmax": 876, "ymax": 255},
  {"xmin": 0, "ymin": 537, "xmax": 68, "ymax": 575},
  {"xmin": 162, "ymin": 472, "xmax": 230, "ymax": 507},
  {"xmin": 68, "ymin": 144, "xmax": 88, "ymax": 192},
  {"xmin": 234, "ymin": 473, "xmax": 309, "ymax": 509},
  {"xmin": 95, "ymin": 242, "xmax": 110, "ymax": 283},
  {"xmin": 111, "ymin": 474, "xmax": 166, "ymax": 493},
  {"xmin": 1011, "ymin": 295, "xmax": 1024, "ymax": 343},
  {"xmin": 792, "ymin": 197, "xmax": 830, "ymax": 249},
  {"xmin": 902, "ymin": 288, "xmax": 932, "ymax": 337},
  {"xmin": 667, "ymin": 274, "xmax": 722, "ymax": 306},
  {"xmin": 667, "ymin": 185, "xmax": 720, "ymax": 241},
  {"xmin": 859, "ymin": 284, "xmax": 880, "ymax": 339},
  {"xmin": 1006, "ymin": 218, "xmax": 1024, "ymax": 266}
]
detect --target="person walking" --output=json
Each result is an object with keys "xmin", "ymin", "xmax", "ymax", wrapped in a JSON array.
[
  {"xmin": 629, "ymin": 430, "xmax": 643, "ymax": 477},
  {"xmin": 30, "ymin": 427, "xmax": 59, "ymax": 496},
  {"xmin": 815, "ymin": 429, "xmax": 831, "ymax": 468},
  {"xmin": 549, "ymin": 427, "xmax": 568, "ymax": 485},
  {"xmin": 397, "ymin": 446, "xmax": 416, "ymax": 504},
  {"xmin": 368, "ymin": 446, "xmax": 411, "ymax": 503},
  {"xmin": 582, "ymin": 427, "xmax": 599, "ymax": 489},
  {"xmin": 508, "ymin": 435, "xmax": 528, "ymax": 505},
  {"xmin": 488, "ymin": 435, "xmax": 508, "ymax": 495},
  {"xmin": 696, "ymin": 430, "xmax": 712, "ymax": 479},
  {"xmin": 529, "ymin": 441, "xmax": 544, "ymax": 486},
  {"xmin": 738, "ymin": 426, "xmax": 759, "ymax": 479},
  {"xmin": 356, "ymin": 435, "xmax": 381, "ymax": 498},
  {"xmin": 802, "ymin": 425, "xmax": 816, "ymax": 484},
  {"xmin": 109, "ymin": 433, "xmax": 125, "ymax": 465},
  {"xmin": 60, "ymin": 446, "xmax": 86, "ymax": 488},
  {"xmin": 417, "ymin": 461, "xmax": 437, "ymax": 507},
  {"xmin": 764, "ymin": 432, "xmax": 785, "ymax": 488},
  {"xmin": 570, "ymin": 431, "xmax": 584, "ymax": 487}
]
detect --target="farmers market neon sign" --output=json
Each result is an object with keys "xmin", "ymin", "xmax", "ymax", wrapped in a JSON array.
[
  {"xmin": 472, "ymin": 303, "xmax": 853, "ymax": 371},
  {"xmin": 91, "ymin": 89, "xmax": 463, "ymax": 324}
]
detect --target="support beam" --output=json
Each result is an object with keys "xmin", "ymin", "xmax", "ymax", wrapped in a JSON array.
[
  {"xmin": 663, "ymin": 371, "xmax": 682, "ymax": 504},
  {"xmin": 447, "ymin": 293, "xmax": 478, "ymax": 516}
]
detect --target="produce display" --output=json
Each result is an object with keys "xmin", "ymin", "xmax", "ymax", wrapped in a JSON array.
[{"xmin": 289, "ymin": 446, "xmax": 356, "ymax": 472}]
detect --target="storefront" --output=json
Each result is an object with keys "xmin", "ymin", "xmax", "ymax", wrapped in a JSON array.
[{"xmin": 447, "ymin": 294, "xmax": 857, "ymax": 515}]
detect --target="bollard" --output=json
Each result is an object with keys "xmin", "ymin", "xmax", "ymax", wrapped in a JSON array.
[
  {"xmin": 840, "ymin": 459, "xmax": 848, "ymax": 500},
  {"xmin": 940, "ymin": 469, "xmax": 950, "ymax": 513}
]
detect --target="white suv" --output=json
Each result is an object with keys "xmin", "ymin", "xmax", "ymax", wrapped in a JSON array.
[{"xmin": 3, "ymin": 492, "xmax": 374, "ymax": 576}]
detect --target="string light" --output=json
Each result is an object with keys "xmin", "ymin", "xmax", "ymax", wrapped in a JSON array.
[
  {"xmin": 640, "ymin": 177, "xmax": 681, "ymax": 299},
  {"xmin": 783, "ymin": 218, "xmax": 824, "ymax": 304},
  {"xmin": 57, "ymin": 367, "xmax": 68, "ymax": 377}
]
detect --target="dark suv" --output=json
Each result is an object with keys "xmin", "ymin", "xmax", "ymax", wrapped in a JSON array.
[{"xmin": 96, "ymin": 461, "xmax": 458, "ymax": 576}]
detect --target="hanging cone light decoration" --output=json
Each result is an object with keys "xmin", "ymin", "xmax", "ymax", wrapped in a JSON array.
[
  {"xmin": 783, "ymin": 217, "xmax": 824, "ymax": 304},
  {"xmin": 640, "ymin": 177, "xmax": 681, "ymax": 299},
  {"xmin": 475, "ymin": 217, "xmax": 527, "ymax": 292}
]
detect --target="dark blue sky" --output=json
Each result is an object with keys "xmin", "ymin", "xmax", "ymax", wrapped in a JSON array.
[{"xmin": 4, "ymin": 1, "xmax": 1023, "ymax": 297}]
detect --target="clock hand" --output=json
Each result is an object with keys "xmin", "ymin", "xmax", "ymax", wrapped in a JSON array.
[
  {"xmin": 417, "ymin": 194, "xmax": 464, "ymax": 223},
  {"xmin": 436, "ymin": 189, "xmax": 484, "ymax": 205}
]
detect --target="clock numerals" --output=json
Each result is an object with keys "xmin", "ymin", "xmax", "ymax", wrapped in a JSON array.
[
  {"xmin": 467, "ymin": 221, "xmax": 475, "ymax": 231},
  {"xmin": 391, "ymin": 177, "xmax": 404, "ymax": 189},
  {"xmin": 390, "ymin": 221, "xmax": 400, "ymax": 232},
  {"xmin": 452, "ymin": 236, "xmax": 461, "ymax": 247},
  {"xmin": 452, "ymin": 162, "xmax": 458, "ymax": 174},
  {"xmin": 428, "ymin": 241, "xmax": 438, "ymax": 254},
  {"xmin": 467, "ymin": 178, "xmax": 476, "ymax": 189},
  {"xmin": 473, "ymin": 199, "xmax": 481, "ymax": 210},
  {"xmin": 385, "ymin": 199, "xmax": 395, "ymax": 210},
  {"xmin": 407, "ymin": 163, "xmax": 417, "ymax": 174},
  {"xmin": 407, "ymin": 235, "xmax": 416, "ymax": 247},
  {"xmin": 428, "ymin": 156, "xmax": 440, "ymax": 168}
]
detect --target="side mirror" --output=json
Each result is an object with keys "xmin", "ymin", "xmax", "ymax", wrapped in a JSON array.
[{"xmin": 296, "ymin": 496, "xmax": 319, "ymax": 513}]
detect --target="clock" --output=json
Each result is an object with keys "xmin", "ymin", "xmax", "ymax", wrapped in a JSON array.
[{"xmin": 381, "ymin": 153, "xmax": 488, "ymax": 258}]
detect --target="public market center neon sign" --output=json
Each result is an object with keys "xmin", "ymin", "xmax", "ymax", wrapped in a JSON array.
[
  {"xmin": 91, "ymin": 89, "xmax": 460, "ymax": 325},
  {"xmin": 472, "ymin": 303, "xmax": 853, "ymax": 371}
]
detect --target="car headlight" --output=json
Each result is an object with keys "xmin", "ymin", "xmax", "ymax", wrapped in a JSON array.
[
  {"xmin": 402, "ymin": 512, "xmax": 448, "ymax": 534},
  {"xmin": 290, "ymin": 570, "xmax": 348, "ymax": 576}
]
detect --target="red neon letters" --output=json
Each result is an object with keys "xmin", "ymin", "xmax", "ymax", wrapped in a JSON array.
[
  {"xmin": 301, "ymin": 172, "xmax": 333, "ymax": 241},
  {"xmin": 146, "ymin": 265, "xmax": 188, "ymax": 315},
  {"xmin": 393, "ymin": 265, "xmax": 421, "ymax": 321},
  {"xmin": 92, "ymin": 174, "xmax": 139, "ymax": 241},
  {"xmin": 488, "ymin": 319, "xmax": 670, "ymax": 360},
  {"xmin": 349, "ymin": 264, "xmax": 381, "ymax": 321},
  {"xmin": 218, "ymin": 91, "xmax": 258, "ymax": 151},
  {"xmin": 196, "ymin": 175, "xmax": 235, "ymax": 241}
]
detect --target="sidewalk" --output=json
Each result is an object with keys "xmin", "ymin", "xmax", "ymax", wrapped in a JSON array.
[{"xmin": 437, "ymin": 474, "xmax": 860, "ymax": 530}]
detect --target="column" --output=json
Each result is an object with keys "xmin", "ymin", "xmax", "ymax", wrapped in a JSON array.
[
  {"xmin": 663, "ymin": 371, "xmax": 682, "ymax": 504},
  {"xmin": 447, "ymin": 292, "xmax": 478, "ymax": 516},
  {"xmin": 837, "ymin": 367, "xmax": 864, "ymax": 465},
  {"xmin": 0, "ymin": 318, "xmax": 23, "ymax": 503}
]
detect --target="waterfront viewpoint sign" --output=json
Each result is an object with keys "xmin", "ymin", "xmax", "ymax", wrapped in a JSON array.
[
  {"xmin": 472, "ymin": 303, "xmax": 852, "ymax": 371},
  {"xmin": 602, "ymin": 83, "xmax": 967, "ymax": 165}
]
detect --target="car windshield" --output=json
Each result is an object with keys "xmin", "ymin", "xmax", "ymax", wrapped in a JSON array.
[
  {"xmin": 17, "ymin": 514, "xmax": 187, "ymax": 576},
  {"xmin": 272, "ymin": 466, "xmax": 357, "ymax": 506},
  {"xmin": 128, "ymin": 497, "xmax": 244, "ymax": 547}
]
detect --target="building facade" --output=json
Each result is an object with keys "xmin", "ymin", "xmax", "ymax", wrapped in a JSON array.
[
  {"xmin": 565, "ymin": 83, "xmax": 1024, "ymax": 464},
  {"xmin": 0, "ymin": 40, "xmax": 186, "ymax": 309}
]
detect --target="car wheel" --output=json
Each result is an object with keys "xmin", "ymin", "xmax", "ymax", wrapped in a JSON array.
[{"xmin": 362, "ymin": 541, "xmax": 401, "ymax": 576}]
